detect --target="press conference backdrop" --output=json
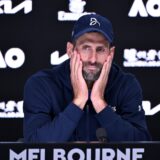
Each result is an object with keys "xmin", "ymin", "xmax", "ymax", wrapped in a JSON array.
[{"xmin": 0, "ymin": 0, "xmax": 160, "ymax": 141}]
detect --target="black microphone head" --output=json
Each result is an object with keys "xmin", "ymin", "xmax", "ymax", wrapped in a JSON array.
[{"xmin": 96, "ymin": 128, "xmax": 107, "ymax": 142}]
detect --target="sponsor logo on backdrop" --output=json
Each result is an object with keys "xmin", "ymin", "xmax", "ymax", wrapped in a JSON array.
[
  {"xmin": 50, "ymin": 51, "xmax": 69, "ymax": 65},
  {"xmin": 58, "ymin": 0, "xmax": 95, "ymax": 21},
  {"xmin": 0, "ymin": 48, "xmax": 25, "ymax": 69},
  {"xmin": 128, "ymin": 0, "xmax": 160, "ymax": 17},
  {"xmin": 0, "ymin": 100, "xmax": 23, "ymax": 118},
  {"xmin": 0, "ymin": 0, "xmax": 32, "ymax": 14},
  {"xmin": 143, "ymin": 101, "xmax": 160, "ymax": 116},
  {"xmin": 123, "ymin": 48, "xmax": 160, "ymax": 67},
  {"xmin": 10, "ymin": 148, "xmax": 145, "ymax": 160}
]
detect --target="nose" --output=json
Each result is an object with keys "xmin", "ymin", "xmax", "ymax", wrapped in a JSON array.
[{"xmin": 90, "ymin": 52, "xmax": 97, "ymax": 64}]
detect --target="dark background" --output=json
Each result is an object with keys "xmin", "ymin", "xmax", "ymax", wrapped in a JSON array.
[{"xmin": 0, "ymin": 0, "xmax": 159, "ymax": 141}]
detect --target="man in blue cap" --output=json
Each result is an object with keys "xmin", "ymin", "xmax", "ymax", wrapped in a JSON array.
[{"xmin": 23, "ymin": 14, "xmax": 151, "ymax": 142}]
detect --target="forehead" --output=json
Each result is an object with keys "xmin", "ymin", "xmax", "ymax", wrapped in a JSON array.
[{"xmin": 75, "ymin": 32, "xmax": 109, "ymax": 46}]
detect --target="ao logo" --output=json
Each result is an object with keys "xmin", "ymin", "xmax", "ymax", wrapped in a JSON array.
[
  {"xmin": 0, "ymin": 48, "xmax": 25, "ymax": 69},
  {"xmin": 0, "ymin": 0, "xmax": 32, "ymax": 14},
  {"xmin": 129, "ymin": 0, "xmax": 160, "ymax": 17}
]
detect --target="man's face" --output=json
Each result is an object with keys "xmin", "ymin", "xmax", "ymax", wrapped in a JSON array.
[{"xmin": 74, "ymin": 32, "xmax": 111, "ymax": 82}]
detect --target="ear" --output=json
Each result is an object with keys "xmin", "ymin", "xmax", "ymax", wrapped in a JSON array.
[{"xmin": 66, "ymin": 42, "xmax": 74, "ymax": 58}]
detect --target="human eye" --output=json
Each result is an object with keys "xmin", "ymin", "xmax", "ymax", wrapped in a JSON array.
[
  {"xmin": 81, "ymin": 45, "xmax": 91, "ymax": 54},
  {"xmin": 96, "ymin": 47, "xmax": 106, "ymax": 54}
]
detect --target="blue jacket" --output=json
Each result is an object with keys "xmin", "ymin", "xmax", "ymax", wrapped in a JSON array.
[{"xmin": 23, "ymin": 60, "xmax": 151, "ymax": 142}]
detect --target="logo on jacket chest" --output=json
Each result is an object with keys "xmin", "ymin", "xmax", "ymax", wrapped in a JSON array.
[{"xmin": 111, "ymin": 106, "xmax": 117, "ymax": 112}]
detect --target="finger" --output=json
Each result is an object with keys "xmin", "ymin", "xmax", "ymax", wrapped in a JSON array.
[
  {"xmin": 74, "ymin": 52, "xmax": 80, "ymax": 79},
  {"xmin": 70, "ymin": 50, "xmax": 76, "ymax": 72},
  {"xmin": 107, "ymin": 54, "xmax": 113, "ymax": 72},
  {"xmin": 70, "ymin": 52, "xmax": 77, "ymax": 87},
  {"xmin": 98, "ymin": 61, "xmax": 108, "ymax": 82},
  {"xmin": 98, "ymin": 55, "xmax": 112, "ymax": 82},
  {"xmin": 77, "ymin": 59, "xmax": 83, "ymax": 80}
]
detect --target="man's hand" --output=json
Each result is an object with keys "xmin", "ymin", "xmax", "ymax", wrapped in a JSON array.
[
  {"xmin": 70, "ymin": 51, "xmax": 88, "ymax": 109},
  {"xmin": 91, "ymin": 53, "xmax": 114, "ymax": 113}
]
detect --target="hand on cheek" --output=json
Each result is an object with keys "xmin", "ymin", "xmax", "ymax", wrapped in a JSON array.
[{"xmin": 70, "ymin": 51, "xmax": 88, "ymax": 110}]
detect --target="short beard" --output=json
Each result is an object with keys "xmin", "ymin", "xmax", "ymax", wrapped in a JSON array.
[{"xmin": 82, "ymin": 62, "xmax": 102, "ymax": 88}]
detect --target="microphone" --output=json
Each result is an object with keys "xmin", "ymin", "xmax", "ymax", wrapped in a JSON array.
[{"xmin": 96, "ymin": 128, "xmax": 108, "ymax": 142}]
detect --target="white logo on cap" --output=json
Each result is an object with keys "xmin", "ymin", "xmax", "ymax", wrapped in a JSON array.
[{"xmin": 90, "ymin": 18, "xmax": 100, "ymax": 26}]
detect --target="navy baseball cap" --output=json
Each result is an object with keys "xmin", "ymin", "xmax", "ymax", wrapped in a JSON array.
[{"xmin": 71, "ymin": 14, "xmax": 114, "ymax": 43}]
